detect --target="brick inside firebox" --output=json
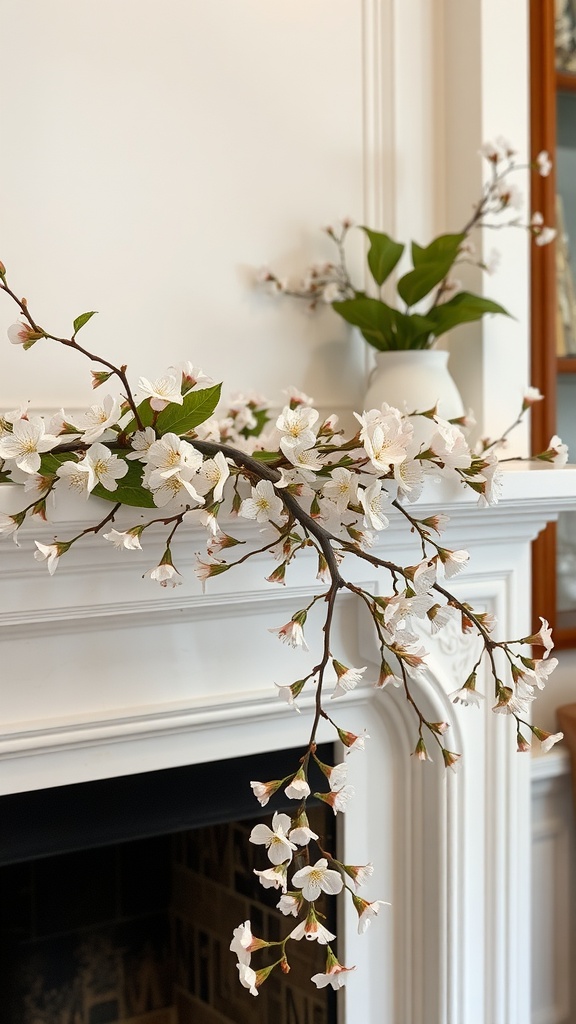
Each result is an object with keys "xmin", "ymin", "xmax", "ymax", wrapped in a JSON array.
[{"xmin": 1, "ymin": 808, "xmax": 335, "ymax": 1024}]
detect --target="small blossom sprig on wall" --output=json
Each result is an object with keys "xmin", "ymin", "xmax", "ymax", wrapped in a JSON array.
[
  {"xmin": 0, "ymin": 257, "xmax": 566, "ymax": 996},
  {"xmin": 257, "ymin": 140, "xmax": 556, "ymax": 352}
]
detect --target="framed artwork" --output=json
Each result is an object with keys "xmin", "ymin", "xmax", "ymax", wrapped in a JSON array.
[{"xmin": 556, "ymin": 0, "xmax": 576, "ymax": 71}]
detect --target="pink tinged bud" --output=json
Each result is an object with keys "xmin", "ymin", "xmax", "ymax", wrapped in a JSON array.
[
  {"xmin": 441, "ymin": 749, "xmax": 462, "ymax": 772},
  {"xmin": 91, "ymin": 370, "xmax": 114, "ymax": 390},
  {"xmin": 412, "ymin": 737, "xmax": 432, "ymax": 762},
  {"xmin": 517, "ymin": 731, "xmax": 531, "ymax": 753},
  {"xmin": 428, "ymin": 721, "xmax": 450, "ymax": 736},
  {"xmin": 8, "ymin": 322, "xmax": 44, "ymax": 348},
  {"xmin": 266, "ymin": 563, "xmax": 287, "ymax": 585}
]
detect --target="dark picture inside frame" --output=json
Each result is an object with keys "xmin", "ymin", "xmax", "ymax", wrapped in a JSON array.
[
  {"xmin": 555, "ymin": 194, "xmax": 576, "ymax": 354},
  {"xmin": 556, "ymin": 0, "xmax": 576, "ymax": 72}
]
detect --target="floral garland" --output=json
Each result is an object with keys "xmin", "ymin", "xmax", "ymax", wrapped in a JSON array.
[{"xmin": 0, "ymin": 144, "xmax": 564, "ymax": 996}]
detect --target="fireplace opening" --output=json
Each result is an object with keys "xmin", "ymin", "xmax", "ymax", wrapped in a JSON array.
[{"xmin": 0, "ymin": 746, "xmax": 337, "ymax": 1024}]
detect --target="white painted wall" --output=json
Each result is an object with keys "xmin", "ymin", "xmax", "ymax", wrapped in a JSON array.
[{"xmin": 0, "ymin": 0, "xmax": 531, "ymax": 445}]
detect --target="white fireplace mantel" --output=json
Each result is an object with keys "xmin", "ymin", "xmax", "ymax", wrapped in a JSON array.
[{"xmin": 1, "ymin": 462, "xmax": 576, "ymax": 1024}]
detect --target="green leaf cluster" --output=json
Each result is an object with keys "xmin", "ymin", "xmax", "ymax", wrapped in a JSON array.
[{"xmin": 332, "ymin": 228, "xmax": 510, "ymax": 351}]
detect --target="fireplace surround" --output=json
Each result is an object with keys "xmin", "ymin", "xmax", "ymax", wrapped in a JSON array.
[
  {"xmin": 0, "ymin": 750, "xmax": 336, "ymax": 1024},
  {"xmin": 1, "ymin": 464, "xmax": 576, "ymax": 1024}
]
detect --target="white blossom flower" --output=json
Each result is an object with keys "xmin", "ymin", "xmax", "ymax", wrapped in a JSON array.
[
  {"xmin": 284, "ymin": 770, "xmax": 311, "ymax": 800},
  {"xmin": 138, "ymin": 374, "xmax": 184, "ymax": 411},
  {"xmin": 535, "ymin": 226, "xmax": 557, "ymax": 247},
  {"xmin": 276, "ymin": 405, "xmax": 318, "ymax": 449},
  {"xmin": 277, "ymin": 893, "xmax": 302, "ymax": 917},
  {"xmin": 540, "ymin": 731, "xmax": 564, "ymax": 753},
  {"xmin": 56, "ymin": 457, "xmax": 95, "ymax": 497},
  {"xmin": 289, "ymin": 898, "xmax": 338, "ymax": 942},
  {"xmin": 523, "ymin": 386, "xmax": 544, "ymax": 408},
  {"xmin": 364, "ymin": 422, "xmax": 414, "ymax": 473},
  {"xmin": 0, "ymin": 417, "xmax": 59, "ymax": 474},
  {"xmin": 344, "ymin": 862, "xmax": 374, "ymax": 891},
  {"xmin": 76, "ymin": 395, "xmax": 121, "ymax": 442},
  {"xmin": 523, "ymin": 616, "xmax": 554, "ymax": 658},
  {"xmin": 323, "ymin": 762, "xmax": 348, "ymax": 792},
  {"xmin": 253, "ymin": 865, "xmax": 288, "ymax": 891},
  {"xmin": 269, "ymin": 619, "xmax": 308, "ymax": 650},
  {"xmin": 337, "ymin": 728, "xmax": 370, "ymax": 751},
  {"xmin": 34, "ymin": 541, "xmax": 64, "ymax": 574},
  {"xmin": 289, "ymin": 917, "xmax": 336, "ymax": 945},
  {"xmin": 282, "ymin": 386, "xmax": 314, "ymax": 407},
  {"xmin": 331, "ymin": 661, "xmax": 367, "ymax": 699},
  {"xmin": 239, "ymin": 480, "xmax": 285, "ymax": 524},
  {"xmin": 359, "ymin": 480, "xmax": 390, "ymax": 532},
  {"xmin": 536, "ymin": 150, "xmax": 552, "ymax": 176},
  {"xmin": 249, "ymin": 779, "xmax": 282, "ymax": 807},
  {"xmin": 353, "ymin": 896, "xmax": 388, "ymax": 934},
  {"xmin": 450, "ymin": 683, "xmax": 484, "ymax": 707},
  {"xmin": 193, "ymin": 452, "xmax": 230, "ymax": 501},
  {"xmin": 315, "ymin": 785, "xmax": 355, "ymax": 814},
  {"xmin": 311, "ymin": 964, "xmax": 356, "ymax": 990},
  {"xmin": 144, "ymin": 433, "xmax": 203, "ymax": 479},
  {"xmin": 102, "ymin": 528, "xmax": 143, "ymax": 550},
  {"xmin": 143, "ymin": 555, "xmax": 183, "ymax": 588},
  {"xmin": 394, "ymin": 457, "xmax": 425, "ymax": 502},
  {"xmin": 495, "ymin": 180, "xmax": 523, "ymax": 211},
  {"xmin": 173, "ymin": 361, "xmax": 213, "ymax": 389},
  {"xmin": 249, "ymin": 812, "xmax": 297, "ymax": 865},
  {"xmin": 274, "ymin": 683, "xmax": 302, "ymax": 712},
  {"xmin": 321, "ymin": 467, "xmax": 358, "ymax": 512},
  {"xmin": 546, "ymin": 435, "xmax": 569, "ymax": 466},
  {"xmin": 438, "ymin": 548, "xmax": 469, "ymax": 579},
  {"xmin": 484, "ymin": 248, "xmax": 501, "ymax": 275},
  {"xmin": 289, "ymin": 825, "xmax": 319, "ymax": 846},
  {"xmin": 230, "ymin": 921, "xmax": 253, "ymax": 966},
  {"xmin": 527, "ymin": 656, "xmax": 559, "ymax": 689},
  {"xmin": 150, "ymin": 473, "xmax": 204, "ymax": 508},
  {"xmin": 292, "ymin": 858, "xmax": 343, "ymax": 901},
  {"xmin": 126, "ymin": 426, "xmax": 157, "ymax": 461},
  {"xmin": 280, "ymin": 441, "xmax": 324, "ymax": 479},
  {"xmin": 430, "ymin": 420, "xmax": 472, "ymax": 471},
  {"xmin": 0, "ymin": 512, "xmax": 23, "ymax": 545},
  {"xmin": 236, "ymin": 963, "xmax": 258, "ymax": 997}
]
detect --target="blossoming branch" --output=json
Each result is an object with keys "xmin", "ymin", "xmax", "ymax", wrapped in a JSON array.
[
  {"xmin": 258, "ymin": 139, "xmax": 556, "ymax": 352},
  {"xmin": 0, "ymin": 246, "xmax": 565, "ymax": 997}
]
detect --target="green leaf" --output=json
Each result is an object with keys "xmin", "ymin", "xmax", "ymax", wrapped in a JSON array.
[
  {"xmin": 411, "ymin": 233, "xmax": 466, "ymax": 268},
  {"xmin": 332, "ymin": 297, "xmax": 397, "ymax": 349},
  {"xmin": 398, "ymin": 234, "xmax": 466, "ymax": 307},
  {"xmin": 332, "ymin": 297, "xmax": 434, "ymax": 351},
  {"xmin": 73, "ymin": 311, "xmax": 98, "ymax": 334},
  {"xmin": 92, "ymin": 460, "xmax": 155, "ymax": 508},
  {"xmin": 39, "ymin": 452, "xmax": 77, "ymax": 474},
  {"xmin": 155, "ymin": 383, "xmax": 222, "ymax": 436},
  {"xmin": 360, "ymin": 227, "xmax": 404, "ymax": 287},
  {"xmin": 425, "ymin": 291, "xmax": 511, "ymax": 339},
  {"xmin": 121, "ymin": 399, "xmax": 155, "ymax": 436}
]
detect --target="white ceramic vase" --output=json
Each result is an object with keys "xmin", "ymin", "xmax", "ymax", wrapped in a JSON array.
[{"xmin": 363, "ymin": 349, "xmax": 465, "ymax": 421}]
